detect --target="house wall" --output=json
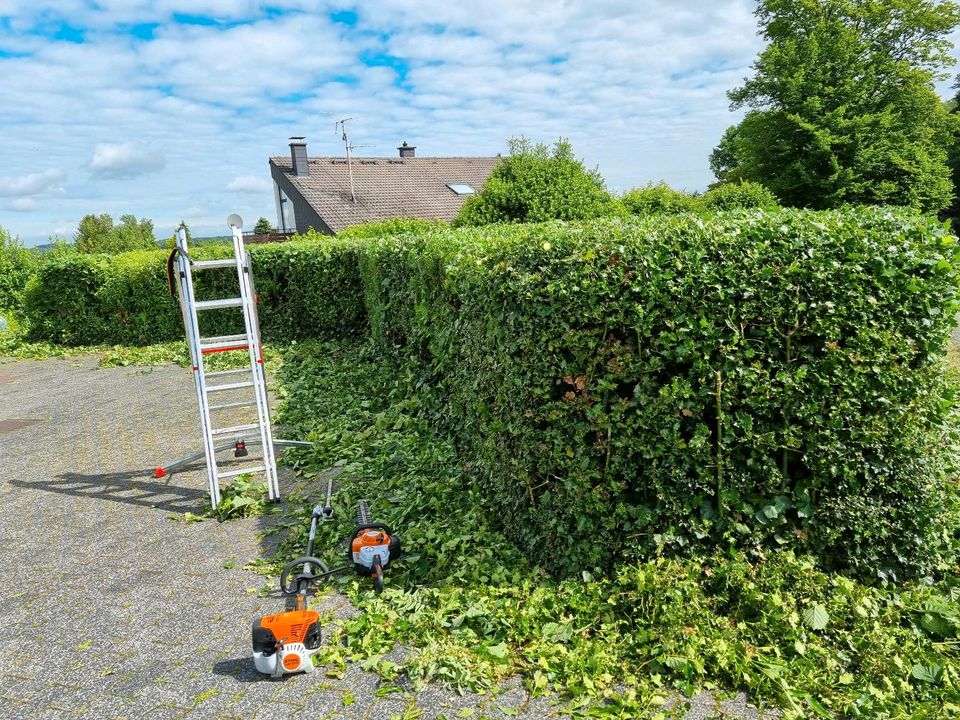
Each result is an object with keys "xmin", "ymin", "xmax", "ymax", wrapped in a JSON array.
[{"xmin": 270, "ymin": 163, "xmax": 334, "ymax": 235}]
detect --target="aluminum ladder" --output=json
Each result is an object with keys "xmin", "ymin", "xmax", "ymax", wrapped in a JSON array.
[{"xmin": 158, "ymin": 215, "xmax": 279, "ymax": 508}]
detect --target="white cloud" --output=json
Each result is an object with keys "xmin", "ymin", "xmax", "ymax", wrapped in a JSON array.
[
  {"xmin": 8, "ymin": 197, "xmax": 38, "ymax": 211},
  {"xmin": 0, "ymin": 168, "xmax": 66, "ymax": 197},
  {"xmin": 226, "ymin": 175, "xmax": 273, "ymax": 194},
  {"xmin": 90, "ymin": 142, "xmax": 166, "ymax": 178}
]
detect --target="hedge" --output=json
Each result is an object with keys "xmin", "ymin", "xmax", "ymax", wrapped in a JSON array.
[
  {"xmin": 0, "ymin": 229, "xmax": 36, "ymax": 313},
  {"xmin": 24, "ymin": 233, "xmax": 365, "ymax": 345},
  {"xmin": 359, "ymin": 209, "xmax": 960, "ymax": 578},
  {"xmin": 20, "ymin": 209, "xmax": 960, "ymax": 579}
]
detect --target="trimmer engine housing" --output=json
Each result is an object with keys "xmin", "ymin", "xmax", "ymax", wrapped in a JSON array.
[{"xmin": 251, "ymin": 608, "xmax": 321, "ymax": 677}]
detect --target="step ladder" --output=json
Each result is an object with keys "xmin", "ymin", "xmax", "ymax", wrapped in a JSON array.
[{"xmin": 156, "ymin": 215, "xmax": 281, "ymax": 509}]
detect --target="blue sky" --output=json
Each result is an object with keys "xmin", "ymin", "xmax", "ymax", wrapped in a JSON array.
[{"xmin": 1, "ymin": 1, "xmax": 958, "ymax": 245}]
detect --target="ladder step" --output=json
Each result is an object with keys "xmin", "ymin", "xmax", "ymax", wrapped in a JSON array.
[
  {"xmin": 199, "ymin": 334, "xmax": 250, "ymax": 352},
  {"xmin": 195, "ymin": 298, "xmax": 243, "ymax": 310},
  {"xmin": 193, "ymin": 259, "xmax": 237, "ymax": 269},
  {"xmin": 205, "ymin": 368, "xmax": 249, "ymax": 378},
  {"xmin": 218, "ymin": 465, "xmax": 265, "ymax": 480},
  {"xmin": 206, "ymin": 381, "xmax": 254, "ymax": 393},
  {"xmin": 208, "ymin": 400, "xmax": 259, "ymax": 411},
  {"xmin": 211, "ymin": 423, "xmax": 261, "ymax": 436}
]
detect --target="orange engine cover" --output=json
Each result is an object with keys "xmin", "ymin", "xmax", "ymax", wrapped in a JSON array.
[{"xmin": 254, "ymin": 609, "xmax": 320, "ymax": 647}]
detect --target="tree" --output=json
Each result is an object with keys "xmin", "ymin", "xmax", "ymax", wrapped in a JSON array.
[
  {"xmin": 454, "ymin": 137, "xmax": 623, "ymax": 226},
  {"xmin": 74, "ymin": 213, "xmax": 157, "ymax": 253},
  {"xmin": 712, "ymin": 0, "xmax": 960, "ymax": 212},
  {"xmin": 253, "ymin": 217, "xmax": 274, "ymax": 234}
]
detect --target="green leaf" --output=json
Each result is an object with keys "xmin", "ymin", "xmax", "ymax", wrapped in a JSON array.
[
  {"xmin": 911, "ymin": 663, "xmax": 943, "ymax": 684},
  {"xmin": 802, "ymin": 603, "xmax": 829, "ymax": 631}
]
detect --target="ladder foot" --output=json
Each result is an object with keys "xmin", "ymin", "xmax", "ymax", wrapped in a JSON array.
[{"xmin": 154, "ymin": 467, "xmax": 168, "ymax": 479}]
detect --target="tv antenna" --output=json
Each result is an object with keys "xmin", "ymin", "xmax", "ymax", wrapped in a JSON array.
[{"xmin": 335, "ymin": 117, "xmax": 359, "ymax": 202}]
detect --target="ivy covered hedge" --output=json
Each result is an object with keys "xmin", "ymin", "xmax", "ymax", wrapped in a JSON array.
[
  {"xmin": 359, "ymin": 209, "xmax": 960, "ymax": 578},
  {"xmin": 24, "ymin": 233, "xmax": 365, "ymax": 345}
]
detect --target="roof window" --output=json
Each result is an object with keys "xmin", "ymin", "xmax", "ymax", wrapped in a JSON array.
[{"xmin": 447, "ymin": 183, "xmax": 475, "ymax": 195}]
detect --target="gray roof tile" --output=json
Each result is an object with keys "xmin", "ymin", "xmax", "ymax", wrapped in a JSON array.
[{"xmin": 270, "ymin": 155, "xmax": 500, "ymax": 233}]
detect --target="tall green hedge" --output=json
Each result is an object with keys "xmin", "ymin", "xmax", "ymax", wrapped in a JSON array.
[
  {"xmin": 0, "ymin": 228, "xmax": 36, "ymax": 313},
  {"xmin": 359, "ymin": 209, "xmax": 960, "ymax": 578},
  {"xmin": 24, "ymin": 233, "xmax": 365, "ymax": 345}
]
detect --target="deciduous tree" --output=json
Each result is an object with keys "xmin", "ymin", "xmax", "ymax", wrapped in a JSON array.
[{"xmin": 712, "ymin": 0, "xmax": 960, "ymax": 212}]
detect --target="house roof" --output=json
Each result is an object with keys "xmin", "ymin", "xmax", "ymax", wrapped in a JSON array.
[{"xmin": 269, "ymin": 155, "xmax": 500, "ymax": 233}]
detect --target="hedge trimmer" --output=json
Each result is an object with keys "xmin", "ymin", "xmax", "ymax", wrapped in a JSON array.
[{"xmin": 252, "ymin": 478, "xmax": 401, "ymax": 676}]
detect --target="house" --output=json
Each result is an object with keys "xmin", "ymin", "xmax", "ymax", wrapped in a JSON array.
[{"xmin": 269, "ymin": 137, "xmax": 500, "ymax": 235}]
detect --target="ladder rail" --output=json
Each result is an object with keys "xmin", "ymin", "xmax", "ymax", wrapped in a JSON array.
[
  {"xmin": 175, "ymin": 227, "xmax": 222, "ymax": 508},
  {"xmin": 231, "ymin": 227, "xmax": 280, "ymax": 501}
]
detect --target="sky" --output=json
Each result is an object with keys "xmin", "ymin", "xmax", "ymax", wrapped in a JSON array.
[{"xmin": 1, "ymin": 2, "xmax": 959, "ymax": 246}]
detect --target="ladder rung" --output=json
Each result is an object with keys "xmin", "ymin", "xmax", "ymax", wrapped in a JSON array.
[
  {"xmin": 218, "ymin": 465, "xmax": 265, "ymax": 480},
  {"xmin": 206, "ymin": 381, "xmax": 254, "ymax": 393},
  {"xmin": 200, "ymin": 335, "xmax": 250, "ymax": 352},
  {"xmin": 195, "ymin": 298, "xmax": 243, "ymax": 310},
  {"xmin": 211, "ymin": 423, "xmax": 260, "ymax": 436},
  {"xmin": 208, "ymin": 400, "xmax": 259, "ymax": 411},
  {"xmin": 205, "ymin": 368, "xmax": 248, "ymax": 378},
  {"xmin": 193, "ymin": 259, "xmax": 237, "ymax": 269}
]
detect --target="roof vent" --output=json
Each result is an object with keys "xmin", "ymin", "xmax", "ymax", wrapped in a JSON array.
[
  {"xmin": 398, "ymin": 141, "xmax": 416, "ymax": 158},
  {"xmin": 289, "ymin": 137, "xmax": 308, "ymax": 176}
]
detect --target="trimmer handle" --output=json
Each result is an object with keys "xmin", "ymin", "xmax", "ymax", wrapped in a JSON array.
[{"xmin": 279, "ymin": 556, "xmax": 329, "ymax": 595}]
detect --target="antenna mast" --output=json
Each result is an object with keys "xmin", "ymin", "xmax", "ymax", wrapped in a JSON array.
[{"xmin": 335, "ymin": 117, "xmax": 356, "ymax": 202}]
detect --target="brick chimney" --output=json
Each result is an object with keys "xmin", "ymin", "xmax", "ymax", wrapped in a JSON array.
[
  {"xmin": 289, "ymin": 136, "xmax": 309, "ymax": 176},
  {"xmin": 397, "ymin": 141, "xmax": 416, "ymax": 158}
]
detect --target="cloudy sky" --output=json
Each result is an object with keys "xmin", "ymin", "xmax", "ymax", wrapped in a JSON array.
[{"xmin": 1, "ymin": 1, "xmax": 958, "ymax": 245}]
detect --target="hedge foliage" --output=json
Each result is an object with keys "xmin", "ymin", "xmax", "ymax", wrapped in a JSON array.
[
  {"xmin": 359, "ymin": 209, "xmax": 960, "ymax": 578},
  {"xmin": 338, "ymin": 217, "xmax": 447, "ymax": 240},
  {"xmin": 0, "ymin": 227, "xmax": 36, "ymax": 313},
  {"xmin": 621, "ymin": 181, "xmax": 779, "ymax": 216},
  {"xmin": 20, "ymin": 209, "xmax": 960, "ymax": 579},
  {"xmin": 24, "ymin": 232, "xmax": 365, "ymax": 345}
]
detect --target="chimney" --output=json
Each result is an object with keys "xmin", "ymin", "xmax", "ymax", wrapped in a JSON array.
[
  {"xmin": 397, "ymin": 141, "xmax": 416, "ymax": 158},
  {"xmin": 289, "ymin": 136, "xmax": 309, "ymax": 176}
]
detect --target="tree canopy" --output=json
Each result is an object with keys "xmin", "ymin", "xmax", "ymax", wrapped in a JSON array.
[
  {"xmin": 75, "ymin": 213, "xmax": 156, "ymax": 253},
  {"xmin": 454, "ymin": 138, "xmax": 621, "ymax": 226},
  {"xmin": 711, "ymin": 0, "xmax": 960, "ymax": 212}
]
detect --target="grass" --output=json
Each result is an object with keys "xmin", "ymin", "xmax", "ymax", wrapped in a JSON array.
[{"xmin": 268, "ymin": 339, "xmax": 960, "ymax": 719}]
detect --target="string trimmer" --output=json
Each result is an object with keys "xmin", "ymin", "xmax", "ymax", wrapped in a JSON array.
[{"xmin": 252, "ymin": 478, "xmax": 401, "ymax": 676}]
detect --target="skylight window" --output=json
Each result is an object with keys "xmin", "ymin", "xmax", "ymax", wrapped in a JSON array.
[{"xmin": 447, "ymin": 183, "xmax": 475, "ymax": 195}]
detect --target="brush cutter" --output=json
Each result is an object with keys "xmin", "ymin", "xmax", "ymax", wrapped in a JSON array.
[{"xmin": 252, "ymin": 478, "xmax": 401, "ymax": 676}]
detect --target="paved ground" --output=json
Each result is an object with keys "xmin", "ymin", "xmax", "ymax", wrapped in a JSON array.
[{"xmin": 0, "ymin": 356, "xmax": 780, "ymax": 719}]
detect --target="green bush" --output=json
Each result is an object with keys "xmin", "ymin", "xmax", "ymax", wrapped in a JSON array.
[
  {"xmin": 454, "ymin": 138, "xmax": 623, "ymax": 226},
  {"xmin": 24, "ymin": 231, "xmax": 365, "ymax": 346},
  {"xmin": 360, "ymin": 209, "xmax": 960, "ymax": 579},
  {"xmin": 621, "ymin": 182, "xmax": 702, "ymax": 215},
  {"xmin": 339, "ymin": 217, "xmax": 447, "ymax": 240},
  {"xmin": 0, "ymin": 227, "xmax": 37, "ymax": 313},
  {"xmin": 75, "ymin": 213, "xmax": 157, "ymax": 254},
  {"xmin": 703, "ymin": 181, "xmax": 779, "ymax": 210}
]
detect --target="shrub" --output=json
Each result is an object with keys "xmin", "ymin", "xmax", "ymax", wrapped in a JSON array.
[
  {"xmin": 339, "ymin": 218, "xmax": 447, "ymax": 240},
  {"xmin": 454, "ymin": 138, "xmax": 623, "ymax": 226},
  {"xmin": 24, "ymin": 231, "xmax": 365, "ymax": 346},
  {"xmin": 621, "ymin": 182, "xmax": 702, "ymax": 215},
  {"xmin": 703, "ymin": 181, "xmax": 779, "ymax": 210},
  {"xmin": 360, "ymin": 209, "xmax": 960, "ymax": 578},
  {"xmin": 0, "ymin": 226, "xmax": 36, "ymax": 313},
  {"xmin": 75, "ymin": 213, "xmax": 157, "ymax": 254}
]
